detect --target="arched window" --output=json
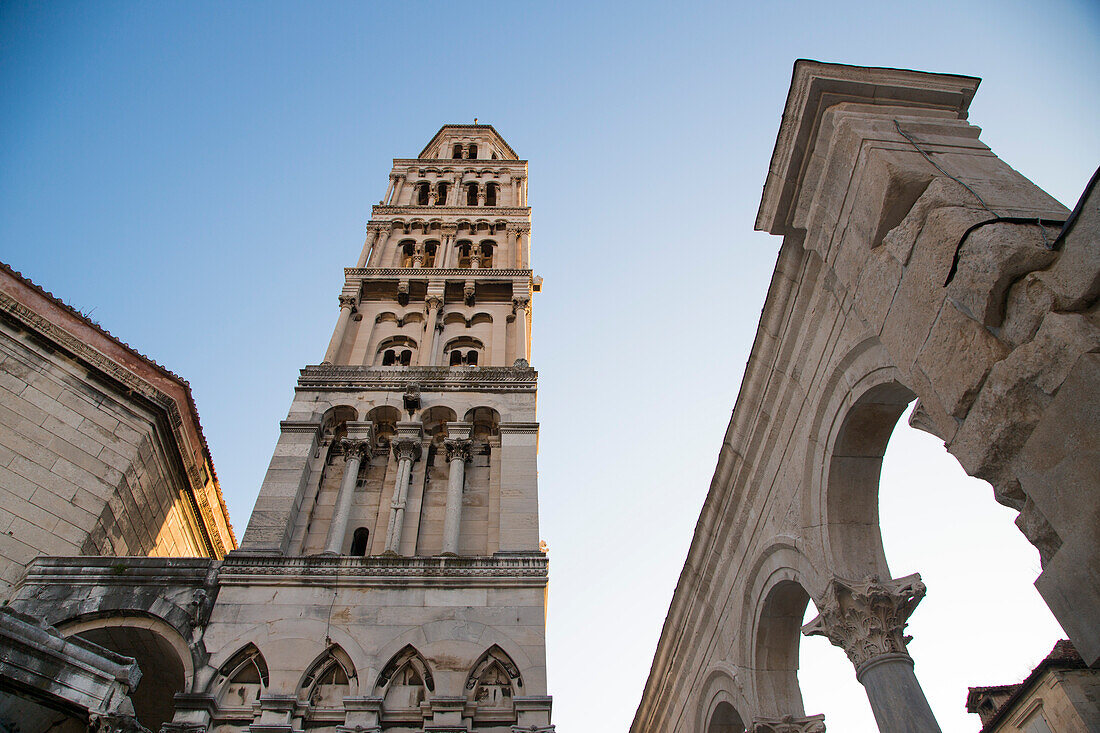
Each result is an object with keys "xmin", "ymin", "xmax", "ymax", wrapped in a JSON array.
[
  {"xmin": 435, "ymin": 182, "xmax": 448, "ymax": 206},
  {"xmin": 468, "ymin": 143, "xmax": 478, "ymax": 159},
  {"xmin": 215, "ymin": 644, "xmax": 269, "ymax": 709},
  {"xmin": 452, "ymin": 144, "xmax": 463, "ymax": 159},
  {"xmin": 479, "ymin": 243, "xmax": 494, "ymax": 269},
  {"xmin": 400, "ymin": 241, "xmax": 416, "ymax": 268},
  {"xmin": 423, "ymin": 241, "xmax": 438, "ymax": 267},
  {"xmin": 466, "ymin": 183, "xmax": 479, "ymax": 206},
  {"xmin": 457, "ymin": 242, "xmax": 473, "ymax": 268},
  {"xmin": 485, "ymin": 183, "xmax": 498, "ymax": 207},
  {"xmin": 466, "ymin": 350, "xmax": 478, "ymax": 366},
  {"xmin": 375, "ymin": 646, "xmax": 434, "ymax": 713},
  {"xmin": 376, "ymin": 337, "xmax": 418, "ymax": 367},
  {"xmin": 400, "ymin": 349, "xmax": 412, "ymax": 366},
  {"xmin": 300, "ymin": 647, "xmax": 357, "ymax": 709},
  {"xmin": 417, "ymin": 182, "xmax": 430, "ymax": 206},
  {"xmin": 382, "ymin": 349, "xmax": 396, "ymax": 366},
  {"xmin": 444, "ymin": 338, "xmax": 484, "ymax": 367},
  {"xmin": 350, "ymin": 527, "xmax": 369, "ymax": 556}
]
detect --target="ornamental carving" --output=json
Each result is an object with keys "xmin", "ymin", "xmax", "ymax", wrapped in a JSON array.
[
  {"xmin": 338, "ymin": 294, "xmax": 358, "ymax": 309},
  {"xmin": 426, "ymin": 295, "xmax": 444, "ymax": 311},
  {"xmin": 392, "ymin": 438, "xmax": 422, "ymax": 462},
  {"xmin": 339, "ymin": 438, "xmax": 372, "ymax": 460},
  {"xmin": 444, "ymin": 438, "xmax": 472, "ymax": 463},
  {"xmin": 801, "ymin": 573, "xmax": 926, "ymax": 670},
  {"xmin": 752, "ymin": 714, "xmax": 826, "ymax": 733},
  {"xmin": 512, "ymin": 297, "xmax": 531, "ymax": 313}
]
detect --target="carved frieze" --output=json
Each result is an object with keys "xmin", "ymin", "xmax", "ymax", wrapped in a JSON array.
[{"xmin": 801, "ymin": 573, "xmax": 926, "ymax": 670}]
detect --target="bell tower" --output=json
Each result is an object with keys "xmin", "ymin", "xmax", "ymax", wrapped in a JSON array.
[{"xmin": 214, "ymin": 124, "xmax": 553, "ymax": 732}]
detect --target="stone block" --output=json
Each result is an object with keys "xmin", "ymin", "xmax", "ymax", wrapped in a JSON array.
[{"xmin": 915, "ymin": 300, "xmax": 1008, "ymax": 419}]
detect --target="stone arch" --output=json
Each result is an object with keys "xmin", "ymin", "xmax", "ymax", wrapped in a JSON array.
[
  {"xmin": 698, "ymin": 666, "xmax": 749, "ymax": 733},
  {"xmin": 421, "ymin": 405, "xmax": 458, "ymax": 440},
  {"xmin": 58, "ymin": 614, "xmax": 193, "ymax": 732},
  {"xmin": 741, "ymin": 540, "xmax": 819, "ymax": 720},
  {"xmin": 365, "ymin": 405, "xmax": 401, "ymax": 441},
  {"xmin": 464, "ymin": 406, "xmax": 501, "ymax": 439},
  {"xmin": 298, "ymin": 644, "xmax": 358, "ymax": 709}
]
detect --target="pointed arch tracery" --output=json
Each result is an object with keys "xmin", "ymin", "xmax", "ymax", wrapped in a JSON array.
[
  {"xmin": 213, "ymin": 643, "xmax": 269, "ymax": 709},
  {"xmin": 465, "ymin": 644, "xmax": 523, "ymax": 708},
  {"xmin": 298, "ymin": 644, "xmax": 358, "ymax": 709},
  {"xmin": 375, "ymin": 645, "xmax": 434, "ymax": 713}
]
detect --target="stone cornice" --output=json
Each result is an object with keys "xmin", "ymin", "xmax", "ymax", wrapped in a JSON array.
[
  {"xmin": 297, "ymin": 365, "xmax": 538, "ymax": 392},
  {"xmin": 21, "ymin": 556, "xmax": 217, "ymax": 586},
  {"xmin": 218, "ymin": 553, "xmax": 548, "ymax": 588},
  {"xmin": 369, "ymin": 205, "xmax": 530, "ymax": 217},
  {"xmin": 346, "ymin": 267, "xmax": 532, "ymax": 279},
  {"xmin": 392, "ymin": 158, "xmax": 528, "ymax": 168}
]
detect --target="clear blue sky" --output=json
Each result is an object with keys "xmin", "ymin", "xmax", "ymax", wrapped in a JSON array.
[{"xmin": 2, "ymin": 2, "xmax": 1098, "ymax": 730}]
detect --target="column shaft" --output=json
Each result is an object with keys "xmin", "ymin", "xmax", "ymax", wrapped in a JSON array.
[
  {"xmin": 385, "ymin": 456, "xmax": 412, "ymax": 553},
  {"xmin": 858, "ymin": 654, "xmax": 941, "ymax": 733},
  {"xmin": 323, "ymin": 450, "xmax": 363, "ymax": 554},
  {"xmin": 441, "ymin": 439, "xmax": 470, "ymax": 554},
  {"xmin": 323, "ymin": 297, "xmax": 356, "ymax": 365}
]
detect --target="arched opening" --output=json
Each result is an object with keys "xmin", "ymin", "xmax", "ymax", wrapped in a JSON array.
[
  {"xmin": 350, "ymin": 527, "xmax": 370, "ymax": 556},
  {"xmin": 485, "ymin": 183, "xmax": 498, "ymax": 207},
  {"xmin": 452, "ymin": 144, "xmax": 463, "ymax": 159},
  {"xmin": 366, "ymin": 406, "xmax": 401, "ymax": 445},
  {"xmin": 465, "ymin": 645, "xmax": 523, "ymax": 721},
  {"xmin": 417, "ymin": 182, "xmax": 430, "ymax": 206},
  {"xmin": 444, "ymin": 337, "xmax": 484, "ymax": 368},
  {"xmin": 754, "ymin": 580, "xmax": 810, "ymax": 718},
  {"xmin": 479, "ymin": 242, "xmax": 494, "ymax": 268},
  {"xmin": 463, "ymin": 406, "xmax": 501, "ymax": 440},
  {"xmin": 466, "ymin": 183, "xmax": 479, "ymax": 206},
  {"xmin": 398, "ymin": 240, "xmax": 416, "ymax": 268},
  {"xmin": 468, "ymin": 143, "xmax": 478, "ymax": 159},
  {"xmin": 457, "ymin": 241, "xmax": 473, "ymax": 268},
  {"xmin": 68, "ymin": 621, "xmax": 188, "ymax": 732},
  {"xmin": 375, "ymin": 336, "xmax": 418, "ymax": 367},
  {"xmin": 213, "ymin": 644, "xmax": 269, "ymax": 710},
  {"xmin": 421, "ymin": 406, "xmax": 458, "ymax": 439},
  {"xmin": 435, "ymin": 182, "xmax": 448, "ymax": 206},
  {"xmin": 423, "ymin": 240, "xmax": 439, "ymax": 267},
  {"xmin": 708, "ymin": 701, "xmax": 747, "ymax": 733}
]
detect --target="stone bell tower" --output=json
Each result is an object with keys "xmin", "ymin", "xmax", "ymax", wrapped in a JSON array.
[{"xmin": 178, "ymin": 124, "xmax": 552, "ymax": 732}]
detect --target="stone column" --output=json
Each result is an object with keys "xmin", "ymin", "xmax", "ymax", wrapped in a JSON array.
[
  {"xmin": 357, "ymin": 225, "xmax": 379, "ymax": 268},
  {"xmin": 370, "ymin": 225, "xmax": 391, "ymax": 267},
  {"xmin": 322, "ymin": 295, "xmax": 358, "ymax": 365},
  {"xmin": 512, "ymin": 296, "xmax": 530, "ymax": 362},
  {"xmin": 477, "ymin": 182, "xmax": 486, "ymax": 206},
  {"xmin": 802, "ymin": 573, "xmax": 940, "ymax": 732},
  {"xmin": 515, "ymin": 224, "xmax": 530, "ymax": 268},
  {"xmin": 751, "ymin": 714, "xmax": 826, "ymax": 732},
  {"xmin": 322, "ymin": 436, "xmax": 372, "ymax": 555},
  {"xmin": 391, "ymin": 173, "xmax": 406, "ymax": 204},
  {"xmin": 441, "ymin": 423, "xmax": 473, "ymax": 555},
  {"xmin": 383, "ymin": 175, "xmax": 396, "ymax": 204},
  {"xmin": 384, "ymin": 424, "xmax": 423, "ymax": 554},
  {"xmin": 420, "ymin": 296, "xmax": 443, "ymax": 365}
]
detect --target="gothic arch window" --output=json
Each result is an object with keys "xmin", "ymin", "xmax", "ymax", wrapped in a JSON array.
[
  {"xmin": 299, "ymin": 646, "xmax": 357, "ymax": 710},
  {"xmin": 465, "ymin": 645, "xmax": 523, "ymax": 717},
  {"xmin": 213, "ymin": 644, "xmax": 269, "ymax": 710},
  {"xmin": 350, "ymin": 527, "xmax": 369, "ymax": 556},
  {"xmin": 375, "ymin": 645, "xmax": 435, "ymax": 714},
  {"xmin": 466, "ymin": 183, "xmax": 479, "ymax": 206},
  {"xmin": 416, "ymin": 182, "xmax": 430, "ymax": 206},
  {"xmin": 485, "ymin": 182, "xmax": 498, "ymax": 207}
]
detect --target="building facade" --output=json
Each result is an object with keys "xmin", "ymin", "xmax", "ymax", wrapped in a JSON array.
[{"xmin": 6, "ymin": 124, "xmax": 553, "ymax": 733}]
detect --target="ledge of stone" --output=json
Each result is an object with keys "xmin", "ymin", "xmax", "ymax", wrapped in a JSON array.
[{"xmin": 297, "ymin": 365, "xmax": 538, "ymax": 392}]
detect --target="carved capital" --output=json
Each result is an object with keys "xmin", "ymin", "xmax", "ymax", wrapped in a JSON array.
[
  {"xmin": 338, "ymin": 294, "xmax": 358, "ymax": 310},
  {"xmin": 510, "ymin": 727, "xmax": 556, "ymax": 733},
  {"xmin": 426, "ymin": 295, "xmax": 444, "ymax": 311},
  {"xmin": 339, "ymin": 438, "xmax": 371, "ymax": 461},
  {"xmin": 752, "ymin": 714, "xmax": 826, "ymax": 733},
  {"xmin": 512, "ymin": 297, "xmax": 531, "ymax": 314},
  {"xmin": 802, "ymin": 573, "xmax": 925, "ymax": 670},
  {"xmin": 444, "ymin": 438, "xmax": 472, "ymax": 463},
  {"xmin": 392, "ymin": 438, "xmax": 422, "ymax": 463}
]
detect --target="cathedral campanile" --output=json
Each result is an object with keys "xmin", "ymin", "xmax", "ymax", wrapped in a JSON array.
[{"xmin": 215, "ymin": 124, "xmax": 553, "ymax": 732}]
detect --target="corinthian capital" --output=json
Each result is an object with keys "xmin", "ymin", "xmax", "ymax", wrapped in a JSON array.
[
  {"xmin": 444, "ymin": 438, "xmax": 471, "ymax": 463},
  {"xmin": 338, "ymin": 294, "xmax": 358, "ymax": 310},
  {"xmin": 802, "ymin": 573, "xmax": 926, "ymax": 670},
  {"xmin": 752, "ymin": 714, "xmax": 826, "ymax": 733},
  {"xmin": 392, "ymin": 438, "xmax": 422, "ymax": 462},
  {"xmin": 338, "ymin": 438, "xmax": 371, "ymax": 460},
  {"xmin": 512, "ymin": 297, "xmax": 531, "ymax": 314}
]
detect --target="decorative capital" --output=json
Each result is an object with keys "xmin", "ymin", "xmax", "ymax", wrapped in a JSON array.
[
  {"xmin": 392, "ymin": 437, "xmax": 421, "ymax": 462},
  {"xmin": 338, "ymin": 294, "xmax": 358, "ymax": 310},
  {"xmin": 425, "ymin": 295, "xmax": 444, "ymax": 311},
  {"xmin": 444, "ymin": 438, "xmax": 472, "ymax": 463},
  {"xmin": 802, "ymin": 573, "xmax": 925, "ymax": 670},
  {"xmin": 752, "ymin": 714, "xmax": 826, "ymax": 733},
  {"xmin": 339, "ymin": 438, "xmax": 371, "ymax": 460},
  {"xmin": 510, "ymin": 727, "xmax": 556, "ymax": 733},
  {"xmin": 512, "ymin": 297, "xmax": 531, "ymax": 314}
]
